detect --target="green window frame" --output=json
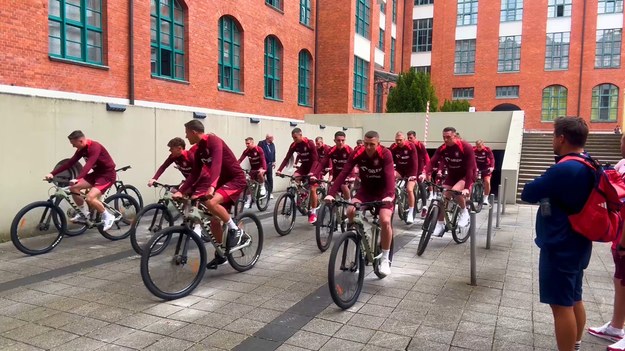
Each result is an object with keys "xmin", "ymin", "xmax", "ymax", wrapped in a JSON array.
[
  {"xmin": 353, "ymin": 56, "xmax": 369, "ymax": 110},
  {"xmin": 545, "ymin": 32, "xmax": 570, "ymax": 70},
  {"xmin": 548, "ymin": 0, "xmax": 572, "ymax": 18},
  {"xmin": 392, "ymin": 0, "xmax": 397, "ymax": 23},
  {"xmin": 496, "ymin": 86, "xmax": 519, "ymax": 98},
  {"xmin": 415, "ymin": 0, "xmax": 434, "ymax": 4},
  {"xmin": 48, "ymin": 0, "xmax": 103, "ymax": 64},
  {"xmin": 266, "ymin": 0, "xmax": 282, "ymax": 11},
  {"xmin": 300, "ymin": 0, "xmax": 311, "ymax": 26},
  {"xmin": 218, "ymin": 16, "xmax": 241, "ymax": 92},
  {"xmin": 454, "ymin": 39, "xmax": 476, "ymax": 74},
  {"xmin": 501, "ymin": 0, "xmax": 523, "ymax": 22},
  {"xmin": 541, "ymin": 85, "xmax": 567, "ymax": 121},
  {"xmin": 498, "ymin": 35, "xmax": 521, "ymax": 72},
  {"xmin": 592, "ymin": 84, "xmax": 619, "ymax": 121},
  {"xmin": 596, "ymin": 29, "xmax": 622, "ymax": 68},
  {"xmin": 380, "ymin": 1, "xmax": 386, "ymax": 13},
  {"xmin": 413, "ymin": 18, "xmax": 433, "ymax": 52},
  {"xmin": 356, "ymin": 0, "xmax": 371, "ymax": 38},
  {"xmin": 151, "ymin": 0, "xmax": 185, "ymax": 80},
  {"xmin": 452, "ymin": 87, "xmax": 474, "ymax": 100},
  {"xmin": 599, "ymin": 0, "xmax": 624, "ymax": 13},
  {"xmin": 264, "ymin": 36, "xmax": 282, "ymax": 100},
  {"xmin": 375, "ymin": 83, "xmax": 383, "ymax": 113},
  {"xmin": 414, "ymin": 66, "xmax": 431, "ymax": 73},
  {"xmin": 298, "ymin": 50, "xmax": 312, "ymax": 106},
  {"xmin": 457, "ymin": 0, "xmax": 478, "ymax": 26},
  {"xmin": 378, "ymin": 29, "xmax": 385, "ymax": 50},
  {"xmin": 390, "ymin": 38, "xmax": 396, "ymax": 73}
]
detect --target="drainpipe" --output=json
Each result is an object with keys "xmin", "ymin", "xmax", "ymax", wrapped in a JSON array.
[
  {"xmin": 313, "ymin": 0, "xmax": 319, "ymax": 113},
  {"xmin": 576, "ymin": 0, "xmax": 587, "ymax": 116},
  {"xmin": 400, "ymin": 0, "xmax": 406, "ymax": 72},
  {"xmin": 128, "ymin": 0, "xmax": 135, "ymax": 105}
]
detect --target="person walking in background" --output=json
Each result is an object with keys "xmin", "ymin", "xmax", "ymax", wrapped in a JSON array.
[{"xmin": 258, "ymin": 134, "xmax": 276, "ymax": 199}]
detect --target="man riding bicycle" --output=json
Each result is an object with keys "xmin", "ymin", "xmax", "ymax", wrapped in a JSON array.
[
  {"xmin": 148, "ymin": 137, "xmax": 209, "ymax": 192},
  {"xmin": 474, "ymin": 140, "xmax": 495, "ymax": 206},
  {"xmin": 316, "ymin": 131, "xmax": 354, "ymax": 201},
  {"xmin": 390, "ymin": 132, "xmax": 419, "ymax": 224},
  {"xmin": 238, "ymin": 137, "xmax": 268, "ymax": 206},
  {"xmin": 316, "ymin": 137, "xmax": 331, "ymax": 179},
  {"xmin": 420, "ymin": 127, "xmax": 477, "ymax": 237},
  {"xmin": 325, "ymin": 131, "xmax": 395, "ymax": 277},
  {"xmin": 45, "ymin": 130, "xmax": 117, "ymax": 231}
]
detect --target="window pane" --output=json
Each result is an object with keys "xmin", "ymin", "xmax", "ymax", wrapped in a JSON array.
[
  {"xmin": 151, "ymin": 47, "xmax": 158, "ymax": 74},
  {"xmin": 86, "ymin": 10, "xmax": 101, "ymax": 27},
  {"xmin": 160, "ymin": 20, "xmax": 171, "ymax": 46},
  {"xmin": 87, "ymin": 30, "xmax": 101, "ymax": 47},
  {"xmin": 87, "ymin": 46, "xmax": 101, "ymax": 63},
  {"xmin": 49, "ymin": 0, "xmax": 61, "ymax": 17},
  {"xmin": 65, "ymin": 3, "xmax": 81, "ymax": 22},
  {"xmin": 66, "ymin": 41, "xmax": 82, "ymax": 59},
  {"xmin": 160, "ymin": 48, "xmax": 172, "ymax": 76}
]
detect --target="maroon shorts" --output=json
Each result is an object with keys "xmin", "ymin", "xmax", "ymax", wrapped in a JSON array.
[
  {"xmin": 190, "ymin": 175, "xmax": 212, "ymax": 198},
  {"xmin": 83, "ymin": 172, "xmax": 115, "ymax": 192},
  {"xmin": 479, "ymin": 168, "xmax": 492, "ymax": 177},
  {"xmin": 353, "ymin": 190, "xmax": 394, "ymax": 210},
  {"xmin": 612, "ymin": 249, "xmax": 625, "ymax": 286},
  {"xmin": 215, "ymin": 176, "xmax": 247, "ymax": 207},
  {"xmin": 249, "ymin": 169, "xmax": 265, "ymax": 181},
  {"xmin": 443, "ymin": 174, "xmax": 465, "ymax": 188}
]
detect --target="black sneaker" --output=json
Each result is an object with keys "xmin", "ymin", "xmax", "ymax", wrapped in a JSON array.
[
  {"xmin": 227, "ymin": 228, "xmax": 248, "ymax": 249},
  {"xmin": 206, "ymin": 253, "xmax": 227, "ymax": 269}
]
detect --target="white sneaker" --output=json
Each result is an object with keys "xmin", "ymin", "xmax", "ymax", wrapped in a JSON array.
[
  {"xmin": 245, "ymin": 196, "xmax": 253, "ymax": 208},
  {"xmin": 482, "ymin": 197, "xmax": 489, "ymax": 206},
  {"xmin": 458, "ymin": 209, "xmax": 470, "ymax": 227},
  {"xmin": 588, "ymin": 322, "xmax": 625, "ymax": 342},
  {"xmin": 70, "ymin": 204, "xmax": 89, "ymax": 222},
  {"xmin": 406, "ymin": 209, "xmax": 414, "ymax": 224},
  {"xmin": 433, "ymin": 222, "xmax": 445, "ymax": 237},
  {"xmin": 270, "ymin": 194, "xmax": 274, "ymax": 199},
  {"xmin": 260, "ymin": 186, "xmax": 267, "ymax": 196},
  {"xmin": 609, "ymin": 337, "xmax": 625, "ymax": 350},
  {"xmin": 378, "ymin": 258, "xmax": 391, "ymax": 277},
  {"xmin": 193, "ymin": 224, "xmax": 202, "ymax": 237},
  {"xmin": 102, "ymin": 212, "xmax": 115, "ymax": 231},
  {"xmin": 428, "ymin": 193, "xmax": 434, "ymax": 201}
]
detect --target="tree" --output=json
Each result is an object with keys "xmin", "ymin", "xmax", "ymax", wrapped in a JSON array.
[
  {"xmin": 440, "ymin": 99, "xmax": 472, "ymax": 112},
  {"xmin": 386, "ymin": 70, "xmax": 438, "ymax": 113}
]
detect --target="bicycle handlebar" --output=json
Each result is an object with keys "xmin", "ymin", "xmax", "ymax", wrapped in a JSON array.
[
  {"xmin": 152, "ymin": 181, "xmax": 179, "ymax": 190},
  {"xmin": 331, "ymin": 199, "xmax": 392, "ymax": 209},
  {"xmin": 116, "ymin": 165, "xmax": 131, "ymax": 172},
  {"xmin": 423, "ymin": 181, "xmax": 463, "ymax": 196}
]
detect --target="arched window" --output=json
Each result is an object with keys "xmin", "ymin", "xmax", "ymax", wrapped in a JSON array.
[
  {"xmin": 592, "ymin": 83, "xmax": 619, "ymax": 121},
  {"xmin": 264, "ymin": 36, "xmax": 282, "ymax": 100},
  {"xmin": 541, "ymin": 85, "xmax": 567, "ymax": 121},
  {"xmin": 218, "ymin": 16, "xmax": 242, "ymax": 92},
  {"xmin": 151, "ymin": 0, "xmax": 185, "ymax": 80},
  {"xmin": 298, "ymin": 50, "xmax": 312, "ymax": 106},
  {"xmin": 48, "ymin": 0, "xmax": 104, "ymax": 64}
]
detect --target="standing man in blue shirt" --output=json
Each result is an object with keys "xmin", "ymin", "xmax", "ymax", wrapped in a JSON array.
[
  {"xmin": 521, "ymin": 117, "xmax": 594, "ymax": 351},
  {"xmin": 258, "ymin": 134, "xmax": 276, "ymax": 199}
]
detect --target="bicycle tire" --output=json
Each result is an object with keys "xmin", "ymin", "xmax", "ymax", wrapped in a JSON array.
[
  {"xmin": 234, "ymin": 186, "xmax": 250, "ymax": 217},
  {"xmin": 98, "ymin": 193, "xmax": 140, "ymax": 240},
  {"xmin": 10, "ymin": 201, "xmax": 65, "ymax": 255},
  {"xmin": 451, "ymin": 209, "xmax": 471, "ymax": 244},
  {"xmin": 315, "ymin": 203, "xmax": 335, "ymax": 252},
  {"xmin": 140, "ymin": 226, "xmax": 207, "ymax": 300},
  {"xmin": 396, "ymin": 191, "xmax": 407, "ymax": 222},
  {"xmin": 130, "ymin": 203, "xmax": 174, "ymax": 255},
  {"xmin": 118, "ymin": 184, "xmax": 144, "ymax": 209},
  {"xmin": 273, "ymin": 193, "xmax": 296, "ymax": 236},
  {"xmin": 328, "ymin": 231, "xmax": 364, "ymax": 310},
  {"xmin": 471, "ymin": 183, "xmax": 484, "ymax": 214},
  {"xmin": 54, "ymin": 197, "xmax": 88, "ymax": 237},
  {"xmin": 417, "ymin": 205, "xmax": 438, "ymax": 256},
  {"xmin": 227, "ymin": 212, "xmax": 264, "ymax": 272},
  {"xmin": 372, "ymin": 227, "xmax": 394, "ymax": 279},
  {"xmin": 415, "ymin": 183, "xmax": 428, "ymax": 212},
  {"xmin": 256, "ymin": 185, "xmax": 270, "ymax": 212}
]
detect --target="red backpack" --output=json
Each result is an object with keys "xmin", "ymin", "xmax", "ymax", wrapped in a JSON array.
[{"xmin": 559, "ymin": 155, "xmax": 625, "ymax": 242}]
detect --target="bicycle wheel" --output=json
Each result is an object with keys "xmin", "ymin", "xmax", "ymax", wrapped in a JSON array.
[
  {"xmin": 315, "ymin": 203, "xmax": 335, "ymax": 252},
  {"xmin": 273, "ymin": 193, "xmax": 296, "ymax": 236},
  {"xmin": 256, "ymin": 184, "xmax": 270, "ymax": 212},
  {"xmin": 53, "ymin": 197, "xmax": 88, "ymax": 237},
  {"xmin": 417, "ymin": 205, "xmax": 438, "ymax": 256},
  {"xmin": 227, "ymin": 213, "xmax": 264, "ymax": 272},
  {"xmin": 98, "ymin": 194, "xmax": 140, "ymax": 240},
  {"xmin": 130, "ymin": 203, "xmax": 174, "ymax": 255},
  {"xmin": 118, "ymin": 184, "xmax": 144, "ymax": 209},
  {"xmin": 451, "ymin": 209, "xmax": 471, "ymax": 244},
  {"xmin": 234, "ymin": 187, "xmax": 250, "ymax": 217},
  {"xmin": 397, "ymin": 192, "xmax": 407, "ymax": 222},
  {"xmin": 372, "ymin": 228, "xmax": 394, "ymax": 279},
  {"xmin": 415, "ymin": 183, "xmax": 428, "ymax": 213},
  {"xmin": 10, "ymin": 201, "xmax": 65, "ymax": 255},
  {"xmin": 141, "ymin": 226, "xmax": 207, "ymax": 300},
  {"xmin": 328, "ymin": 232, "xmax": 365, "ymax": 310},
  {"xmin": 470, "ymin": 183, "xmax": 484, "ymax": 214}
]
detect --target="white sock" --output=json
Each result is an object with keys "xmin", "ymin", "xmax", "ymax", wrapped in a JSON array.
[
  {"xmin": 227, "ymin": 218, "xmax": 238, "ymax": 230},
  {"xmin": 382, "ymin": 249, "xmax": 390, "ymax": 260},
  {"xmin": 608, "ymin": 325, "xmax": 624, "ymax": 335},
  {"xmin": 408, "ymin": 207, "xmax": 414, "ymax": 213},
  {"xmin": 80, "ymin": 203, "xmax": 89, "ymax": 215},
  {"xmin": 311, "ymin": 208, "xmax": 317, "ymax": 215},
  {"xmin": 102, "ymin": 211, "xmax": 113, "ymax": 219},
  {"xmin": 574, "ymin": 341, "xmax": 581, "ymax": 351},
  {"xmin": 193, "ymin": 224, "xmax": 202, "ymax": 234},
  {"xmin": 246, "ymin": 195, "xmax": 252, "ymax": 201}
]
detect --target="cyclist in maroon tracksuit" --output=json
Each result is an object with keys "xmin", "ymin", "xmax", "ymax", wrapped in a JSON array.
[
  {"xmin": 474, "ymin": 140, "xmax": 495, "ymax": 206},
  {"xmin": 315, "ymin": 137, "xmax": 332, "ymax": 178},
  {"xmin": 421, "ymin": 127, "xmax": 477, "ymax": 237},
  {"xmin": 407, "ymin": 130, "xmax": 432, "ymax": 217},
  {"xmin": 276, "ymin": 128, "xmax": 320, "ymax": 223},
  {"xmin": 239, "ymin": 136, "xmax": 268, "ymax": 192},
  {"xmin": 315, "ymin": 131, "xmax": 353, "ymax": 200},
  {"xmin": 149, "ymin": 138, "xmax": 210, "ymax": 195},
  {"xmin": 390, "ymin": 132, "xmax": 419, "ymax": 224},
  {"xmin": 325, "ymin": 131, "xmax": 395, "ymax": 277}
]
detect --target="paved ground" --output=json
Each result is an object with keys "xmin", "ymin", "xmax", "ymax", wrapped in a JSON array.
[{"xmin": 0, "ymin": 201, "xmax": 619, "ymax": 351}]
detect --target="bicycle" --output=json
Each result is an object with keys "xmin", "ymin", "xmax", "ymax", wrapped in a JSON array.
[
  {"xmin": 234, "ymin": 169, "xmax": 271, "ymax": 216},
  {"xmin": 315, "ymin": 179, "xmax": 352, "ymax": 252},
  {"xmin": 273, "ymin": 174, "xmax": 324, "ymax": 236},
  {"xmin": 417, "ymin": 181, "xmax": 471, "ymax": 256},
  {"xmin": 327, "ymin": 200, "xmax": 395, "ymax": 310},
  {"xmin": 129, "ymin": 181, "xmax": 182, "ymax": 255},
  {"xmin": 140, "ymin": 198, "xmax": 263, "ymax": 300},
  {"xmin": 469, "ymin": 172, "xmax": 485, "ymax": 213},
  {"xmin": 113, "ymin": 166, "xmax": 144, "ymax": 209},
  {"xmin": 10, "ymin": 178, "xmax": 140, "ymax": 255}
]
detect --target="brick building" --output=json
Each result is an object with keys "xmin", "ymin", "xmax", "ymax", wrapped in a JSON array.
[{"xmin": 406, "ymin": 0, "xmax": 625, "ymax": 131}]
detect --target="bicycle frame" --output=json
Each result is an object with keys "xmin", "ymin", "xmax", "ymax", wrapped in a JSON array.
[{"xmin": 50, "ymin": 185, "xmax": 121, "ymax": 227}]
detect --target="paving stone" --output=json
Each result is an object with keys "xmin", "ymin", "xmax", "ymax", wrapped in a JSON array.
[
  {"xmin": 224, "ymin": 318, "xmax": 266, "ymax": 336},
  {"xmin": 84, "ymin": 323, "xmax": 134, "ymax": 343},
  {"xmin": 50, "ymin": 336, "xmax": 105, "ymax": 351},
  {"xmin": 171, "ymin": 323, "xmax": 217, "ymax": 343},
  {"xmin": 301, "ymin": 318, "xmax": 343, "ymax": 336},
  {"xmin": 59, "ymin": 316, "xmax": 108, "ymax": 335},
  {"xmin": 27, "ymin": 329, "xmax": 78, "ymax": 349},
  {"xmin": 347, "ymin": 313, "xmax": 386, "ymax": 330},
  {"xmin": 367, "ymin": 330, "xmax": 412, "ymax": 350},
  {"xmin": 285, "ymin": 330, "xmax": 331, "ymax": 350},
  {"xmin": 319, "ymin": 338, "xmax": 364, "ymax": 351},
  {"xmin": 334, "ymin": 325, "xmax": 376, "ymax": 344},
  {"xmin": 143, "ymin": 336, "xmax": 195, "ymax": 351},
  {"xmin": 201, "ymin": 329, "xmax": 247, "ymax": 349}
]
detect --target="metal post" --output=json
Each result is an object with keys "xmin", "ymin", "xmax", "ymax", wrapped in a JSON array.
[
  {"xmin": 501, "ymin": 177, "xmax": 508, "ymax": 215},
  {"xmin": 470, "ymin": 211, "xmax": 477, "ymax": 286},
  {"xmin": 486, "ymin": 194, "xmax": 495, "ymax": 249},
  {"xmin": 496, "ymin": 184, "xmax": 502, "ymax": 229}
]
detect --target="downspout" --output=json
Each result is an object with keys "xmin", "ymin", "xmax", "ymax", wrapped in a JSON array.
[
  {"xmin": 400, "ymin": 0, "xmax": 406, "ymax": 72},
  {"xmin": 129, "ymin": 0, "xmax": 135, "ymax": 105},
  {"xmin": 313, "ymin": 0, "xmax": 319, "ymax": 113},
  {"xmin": 576, "ymin": 0, "xmax": 587, "ymax": 116}
]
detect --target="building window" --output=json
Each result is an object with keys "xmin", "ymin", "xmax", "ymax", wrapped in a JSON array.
[
  {"xmin": 379, "ymin": 29, "xmax": 385, "ymax": 50},
  {"xmin": 298, "ymin": 50, "xmax": 312, "ymax": 106},
  {"xmin": 415, "ymin": 0, "xmax": 434, "ymax": 4},
  {"xmin": 454, "ymin": 39, "xmax": 476, "ymax": 74},
  {"xmin": 414, "ymin": 66, "xmax": 431, "ymax": 74},
  {"xmin": 300, "ymin": 0, "xmax": 311, "ymax": 26},
  {"xmin": 501, "ymin": 0, "xmax": 523, "ymax": 22},
  {"xmin": 413, "ymin": 18, "xmax": 433, "ymax": 52},
  {"xmin": 49, "ymin": 0, "xmax": 103, "ymax": 64},
  {"xmin": 541, "ymin": 85, "xmax": 567, "ymax": 121},
  {"xmin": 353, "ymin": 56, "xmax": 369, "ymax": 110},
  {"xmin": 356, "ymin": 0, "xmax": 371, "ymax": 38},
  {"xmin": 150, "ymin": 0, "xmax": 185, "ymax": 80},
  {"xmin": 599, "ymin": 0, "xmax": 624, "ymax": 14},
  {"xmin": 380, "ymin": 1, "xmax": 386, "ymax": 13},
  {"xmin": 392, "ymin": 0, "xmax": 397, "ymax": 23},
  {"xmin": 457, "ymin": 0, "xmax": 478, "ymax": 26},
  {"xmin": 592, "ymin": 84, "xmax": 619, "ymax": 121},
  {"xmin": 218, "ymin": 16, "xmax": 241, "ymax": 92},
  {"xmin": 452, "ymin": 88, "xmax": 474, "ymax": 100},
  {"xmin": 266, "ymin": 0, "xmax": 282, "ymax": 11},
  {"xmin": 596, "ymin": 29, "xmax": 622, "ymax": 68},
  {"xmin": 498, "ymin": 35, "xmax": 521, "ymax": 72},
  {"xmin": 375, "ymin": 83, "xmax": 384, "ymax": 113},
  {"xmin": 496, "ymin": 86, "xmax": 519, "ymax": 98},
  {"xmin": 390, "ymin": 38, "xmax": 396, "ymax": 73},
  {"xmin": 264, "ymin": 36, "xmax": 282, "ymax": 100},
  {"xmin": 547, "ymin": 0, "xmax": 572, "ymax": 18},
  {"xmin": 545, "ymin": 32, "xmax": 570, "ymax": 70}
]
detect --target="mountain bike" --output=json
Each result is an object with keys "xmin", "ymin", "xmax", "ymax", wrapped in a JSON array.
[
  {"xmin": 273, "ymin": 174, "xmax": 324, "ymax": 236},
  {"xmin": 315, "ymin": 180, "xmax": 352, "ymax": 252},
  {"xmin": 234, "ymin": 169, "xmax": 270, "ymax": 216}
]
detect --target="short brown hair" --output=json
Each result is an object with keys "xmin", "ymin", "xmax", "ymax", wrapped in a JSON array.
[
  {"xmin": 245, "ymin": 137, "xmax": 254, "ymax": 142},
  {"xmin": 443, "ymin": 127, "xmax": 457, "ymax": 134},
  {"xmin": 407, "ymin": 130, "xmax": 416, "ymax": 137},
  {"xmin": 67, "ymin": 130, "xmax": 85, "ymax": 140},
  {"xmin": 167, "ymin": 137, "xmax": 186, "ymax": 148},
  {"xmin": 184, "ymin": 120, "xmax": 205, "ymax": 133},
  {"xmin": 292, "ymin": 128, "xmax": 302, "ymax": 135},
  {"xmin": 315, "ymin": 136, "xmax": 323, "ymax": 142},
  {"xmin": 364, "ymin": 131, "xmax": 379, "ymax": 139},
  {"xmin": 554, "ymin": 116, "xmax": 588, "ymax": 148}
]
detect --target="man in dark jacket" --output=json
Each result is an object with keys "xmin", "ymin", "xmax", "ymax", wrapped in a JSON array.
[
  {"xmin": 521, "ymin": 116, "xmax": 594, "ymax": 351},
  {"xmin": 258, "ymin": 134, "xmax": 276, "ymax": 198}
]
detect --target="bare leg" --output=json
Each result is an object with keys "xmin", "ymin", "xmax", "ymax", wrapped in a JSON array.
[
  {"xmin": 611, "ymin": 277, "xmax": 625, "ymax": 329},
  {"xmin": 551, "ymin": 304, "xmax": 577, "ymax": 351}
]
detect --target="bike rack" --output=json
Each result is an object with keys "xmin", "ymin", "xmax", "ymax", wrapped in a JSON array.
[
  {"xmin": 469, "ymin": 211, "xmax": 477, "ymax": 286},
  {"xmin": 486, "ymin": 194, "xmax": 495, "ymax": 250},
  {"xmin": 496, "ymin": 183, "xmax": 502, "ymax": 229}
]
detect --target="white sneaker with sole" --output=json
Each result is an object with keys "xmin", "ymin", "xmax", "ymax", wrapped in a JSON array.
[
  {"xmin": 378, "ymin": 258, "xmax": 391, "ymax": 277},
  {"xmin": 270, "ymin": 194, "xmax": 274, "ymax": 199},
  {"xmin": 259, "ymin": 186, "xmax": 267, "ymax": 196},
  {"xmin": 483, "ymin": 197, "xmax": 489, "ymax": 206},
  {"xmin": 102, "ymin": 212, "xmax": 115, "ymax": 231},
  {"xmin": 609, "ymin": 337, "xmax": 625, "ymax": 350},
  {"xmin": 406, "ymin": 209, "xmax": 414, "ymax": 224},
  {"xmin": 588, "ymin": 322, "xmax": 625, "ymax": 342},
  {"xmin": 458, "ymin": 209, "xmax": 470, "ymax": 227},
  {"xmin": 433, "ymin": 222, "xmax": 445, "ymax": 237}
]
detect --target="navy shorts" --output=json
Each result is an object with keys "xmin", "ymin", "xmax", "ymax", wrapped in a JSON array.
[{"xmin": 539, "ymin": 250, "xmax": 584, "ymax": 306}]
